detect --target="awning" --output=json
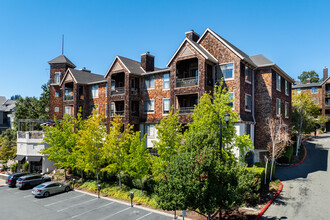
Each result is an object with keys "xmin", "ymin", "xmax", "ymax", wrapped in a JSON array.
[
  {"xmin": 13, "ymin": 155, "xmax": 25, "ymax": 161},
  {"xmin": 26, "ymin": 156, "xmax": 42, "ymax": 162}
]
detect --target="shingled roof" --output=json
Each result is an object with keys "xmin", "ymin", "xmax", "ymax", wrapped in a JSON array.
[
  {"xmin": 61, "ymin": 68, "xmax": 106, "ymax": 85},
  {"xmin": 48, "ymin": 55, "xmax": 76, "ymax": 68}
]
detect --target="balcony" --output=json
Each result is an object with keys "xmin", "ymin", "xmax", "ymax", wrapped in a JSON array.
[
  {"xmin": 64, "ymin": 94, "xmax": 74, "ymax": 101},
  {"xmin": 176, "ymin": 94, "xmax": 198, "ymax": 114},
  {"xmin": 110, "ymin": 111, "xmax": 125, "ymax": 117},
  {"xmin": 111, "ymin": 87, "xmax": 125, "ymax": 95},
  {"xmin": 176, "ymin": 77, "xmax": 198, "ymax": 88},
  {"xmin": 177, "ymin": 107, "xmax": 195, "ymax": 114},
  {"xmin": 18, "ymin": 131, "xmax": 44, "ymax": 140},
  {"xmin": 49, "ymin": 78, "xmax": 61, "ymax": 85}
]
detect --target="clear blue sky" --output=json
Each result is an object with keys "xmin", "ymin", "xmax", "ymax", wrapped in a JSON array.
[{"xmin": 1, "ymin": 0, "xmax": 329, "ymax": 99}]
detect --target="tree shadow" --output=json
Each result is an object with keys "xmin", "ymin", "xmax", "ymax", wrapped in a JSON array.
[{"xmin": 275, "ymin": 141, "xmax": 328, "ymax": 181}]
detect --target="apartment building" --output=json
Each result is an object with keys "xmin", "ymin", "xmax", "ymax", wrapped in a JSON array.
[
  {"xmin": 48, "ymin": 28, "xmax": 294, "ymax": 162},
  {"xmin": 292, "ymin": 67, "xmax": 330, "ymax": 131},
  {"xmin": 0, "ymin": 97, "xmax": 16, "ymax": 133}
]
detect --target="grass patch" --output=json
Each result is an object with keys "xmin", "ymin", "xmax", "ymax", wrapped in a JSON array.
[{"xmin": 76, "ymin": 180, "xmax": 158, "ymax": 208}]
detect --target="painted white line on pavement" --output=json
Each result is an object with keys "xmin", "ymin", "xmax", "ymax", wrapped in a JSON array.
[
  {"xmin": 23, "ymin": 195, "xmax": 33, "ymax": 198},
  {"xmin": 71, "ymin": 201, "xmax": 114, "ymax": 218},
  {"xmin": 99, "ymin": 207, "xmax": 131, "ymax": 220},
  {"xmin": 14, "ymin": 190, "xmax": 28, "ymax": 194},
  {"xmin": 136, "ymin": 212, "xmax": 152, "ymax": 220},
  {"xmin": 57, "ymin": 198, "xmax": 98, "ymax": 212},
  {"xmin": 44, "ymin": 194, "xmax": 85, "ymax": 206}
]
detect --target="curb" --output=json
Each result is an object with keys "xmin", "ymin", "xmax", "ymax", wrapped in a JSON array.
[
  {"xmin": 254, "ymin": 181, "xmax": 283, "ymax": 220},
  {"xmin": 277, "ymin": 138, "xmax": 308, "ymax": 168}
]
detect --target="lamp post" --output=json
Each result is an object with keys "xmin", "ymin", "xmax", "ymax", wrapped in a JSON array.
[
  {"xmin": 72, "ymin": 178, "xmax": 76, "ymax": 190},
  {"xmin": 220, "ymin": 113, "xmax": 230, "ymax": 157},
  {"xmin": 98, "ymin": 184, "xmax": 101, "ymax": 198},
  {"xmin": 130, "ymin": 192, "xmax": 134, "ymax": 207}
]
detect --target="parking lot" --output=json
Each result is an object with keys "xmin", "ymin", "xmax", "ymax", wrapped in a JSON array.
[{"xmin": 0, "ymin": 184, "xmax": 173, "ymax": 220}]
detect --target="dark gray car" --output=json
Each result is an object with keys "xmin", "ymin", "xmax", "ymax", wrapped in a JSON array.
[{"xmin": 16, "ymin": 174, "xmax": 51, "ymax": 189}]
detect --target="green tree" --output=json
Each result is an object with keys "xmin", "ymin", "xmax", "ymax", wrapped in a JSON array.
[
  {"xmin": 0, "ymin": 136, "xmax": 17, "ymax": 165},
  {"xmin": 292, "ymin": 91, "xmax": 321, "ymax": 155},
  {"xmin": 41, "ymin": 114, "xmax": 81, "ymax": 179},
  {"xmin": 102, "ymin": 116, "xmax": 132, "ymax": 188},
  {"xmin": 126, "ymin": 132, "xmax": 151, "ymax": 192},
  {"xmin": 298, "ymin": 70, "xmax": 319, "ymax": 84},
  {"xmin": 152, "ymin": 109, "xmax": 183, "ymax": 179},
  {"xmin": 75, "ymin": 112, "xmax": 106, "ymax": 184}
]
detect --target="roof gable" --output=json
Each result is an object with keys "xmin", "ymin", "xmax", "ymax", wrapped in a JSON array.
[
  {"xmin": 167, "ymin": 38, "xmax": 218, "ymax": 67},
  {"xmin": 48, "ymin": 55, "xmax": 76, "ymax": 68}
]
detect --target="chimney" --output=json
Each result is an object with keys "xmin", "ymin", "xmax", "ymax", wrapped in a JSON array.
[
  {"xmin": 141, "ymin": 52, "xmax": 154, "ymax": 72},
  {"xmin": 306, "ymin": 78, "xmax": 311, "ymax": 84},
  {"xmin": 323, "ymin": 67, "xmax": 328, "ymax": 80},
  {"xmin": 79, "ymin": 67, "xmax": 91, "ymax": 73},
  {"xmin": 185, "ymin": 30, "xmax": 200, "ymax": 42}
]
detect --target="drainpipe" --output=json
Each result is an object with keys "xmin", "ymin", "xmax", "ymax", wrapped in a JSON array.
[{"xmin": 252, "ymin": 69, "xmax": 257, "ymax": 161}]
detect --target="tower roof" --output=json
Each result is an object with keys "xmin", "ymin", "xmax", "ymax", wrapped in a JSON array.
[{"xmin": 48, "ymin": 55, "xmax": 76, "ymax": 68}]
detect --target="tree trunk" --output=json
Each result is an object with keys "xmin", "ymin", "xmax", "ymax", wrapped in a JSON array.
[
  {"xmin": 270, "ymin": 157, "xmax": 274, "ymax": 181},
  {"xmin": 140, "ymin": 179, "xmax": 143, "ymax": 192},
  {"xmin": 118, "ymin": 173, "xmax": 122, "ymax": 189},
  {"xmin": 264, "ymin": 159, "xmax": 268, "ymax": 185},
  {"xmin": 81, "ymin": 170, "xmax": 84, "ymax": 183},
  {"xmin": 64, "ymin": 168, "xmax": 67, "ymax": 180},
  {"xmin": 296, "ymin": 134, "xmax": 301, "ymax": 156}
]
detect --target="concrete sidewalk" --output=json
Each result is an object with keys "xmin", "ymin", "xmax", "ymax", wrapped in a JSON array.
[{"xmin": 0, "ymin": 179, "xmax": 6, "ymax": 186}]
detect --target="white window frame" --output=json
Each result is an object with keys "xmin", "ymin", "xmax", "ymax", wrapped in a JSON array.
[
  {"xmin": 245, "ymin": 66, "xmax": 252, "ymax": 84},
  {"xmin": 229, "ymin": 92, "xmax": 234, "ymax": 110},
  {"xmin": 144, "ymin": 100, "xmax": 155, "ymax": 114},
  {"xmin": 285, "ymin": 80, "xmax": 289, "ymax": 96},
  {"xmin": 311, "ymin": 87, "xmax": 318, "ymax": 94},
  {"xmin": 110, "ymin": 103, "xmax": 114, "ymax": 117},
  {"xmin": 219, "ymin": 62, "xmax": 234, "ymax": 81},
  {"xmin": 145, "ymin": 124, "xmax": 155, "ymax": 137},
  {"xmin": 91, "ymin": 85, "xmax": 99, "ymax": 98},
  {"xmin": 245, "ymin": 94, "xmax": 252, "ymax": 112},
  {"xmin": 144, "ymin": 76, "xmax": 155, "ymax": 90},
  {"xmin": 276, "ymin": 74, "xmax": 281, "ymax": 92},
  {"xmin": 276, "ymin": 98, "xmax": 281, "ymax": 116},
  {"xmin": 54, "ymin": 72, "xmax": 61, "ymax": 84},
  {"xmin": 55, "ymin": 107, "xmax": 59, "ymax": 112},
  {"xmin": 163, "ymin": 98, "xmax": 170, "ymax": 115},
  {"xmin": 285, "ymin": 101, "xmax": 289, "ymax": 118},
  {"xmin": 163, "ymin": 73, "xmax": 170, "ymax": 90},
  {"xmin": 65, "ymin": 106, "xmax": 72, "ymax": 115}
]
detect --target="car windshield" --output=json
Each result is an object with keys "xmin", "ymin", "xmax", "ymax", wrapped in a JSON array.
[{"xmin": 36, "ymin": 185, "xmax": 45, "ymax": 188}]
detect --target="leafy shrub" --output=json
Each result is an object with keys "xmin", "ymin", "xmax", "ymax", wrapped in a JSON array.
[
  {"xmin": 247, "ymin": 162, "xmax": 276, "ymax": 188},
  {"xmin": 22, "ymin": 162, "xmax": 29, "ymax": 172},
  {"xmin": 277, "ymin": 145, "xmax": 293, "ymax": 164},
  {"xmin": 10, "ymin": 163, "xmax": 17, "ymax": 172}
]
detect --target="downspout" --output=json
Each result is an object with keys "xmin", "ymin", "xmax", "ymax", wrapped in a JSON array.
[{"xmin": 252, "ymin": 69, "xmax": 257, "ymax": 161}]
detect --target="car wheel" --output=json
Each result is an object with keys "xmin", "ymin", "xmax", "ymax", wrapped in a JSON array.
[
  {"xmin": 44, "ymin": 191, "xmax": 50, "ymax": 197},
  {"xmin": 65, "ymin": 186, "xmax": 70, "ymax": 192}
]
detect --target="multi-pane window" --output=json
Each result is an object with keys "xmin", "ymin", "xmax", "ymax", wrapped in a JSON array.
[
  {"xmin": 285, "ymin": 80, "xmax": 289, "ymax": 95},
  {"xmin": 145, "ymin": 124, "xmax": 155, "ymax": 137},
  {"xmin": 91, "ymin": 85, "xmax": 99, "ymax": 98},
  {"xmin": 65, "ymin": 106, "xmax": 72, "ymax": 115},
  {"xmin": 229, "ymin": 92, "xmax": 234, "ymax": 109},
  {"xmin": 54, "ymin": 72, "xmax": 61, "ymax": 84},
  {"xmin": 144, "ymin": 100, "xmax": 155, "ymax": 113},
  {"xmin": 220, "ymin": 63, "xmax": 234, "ymax": 80},
  {"xmin": 285, "ymin": 102, "xmax": 289, "ymax": 118},
  {"xmin": 276, "ymin": 98, "xmax": 281, "ymax": 115},
  {"xmin": 55, "ymin": 107, "xmax": 59, "ymax": 112},
  {"xmin": 312, "ymin": 87, "xmax": 318, "ymax": 93},
  {"xmin": 245, "ymin": 94, "xmax": 252, "ymax": 111},
  {"xmin": 245, "ymin": 66, "xmax": 252, "ymax": 83},
  {"xmin": 163, "ymin": 99, "xmax": 170, "ymax": 114},
  {"xmin": 163, "ymin": 73, "xmax": 170, "ymax": 89},
  {"xmin": 276, "ymin": 74, "xmax": 281, "ymax": 91},
  {"xmin": 144, "ymin": 76, "xmax": 155, "ymax": 89},
  {"xmin": 55, "ymin": 92, "xmax": 59, "ymax": 97},
  {"xmin": 110, "ymin": 103, "xmax": 114, "ymax": 116},
  {"xmin": 65, "ymin": 89, "xmax": 73, "ymax": 100}
]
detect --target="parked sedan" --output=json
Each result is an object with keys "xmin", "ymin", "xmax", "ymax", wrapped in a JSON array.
[
  {"xmin": 16, "ymin": 174, "xmax": 51, "ymax": 189},
  {"xmin": 6, "ymin": 172, "xmax": 31, "ymax": 187},
  {"xmin": 32, "ymin": 181, "xmax": 71, "ymax": 197}
]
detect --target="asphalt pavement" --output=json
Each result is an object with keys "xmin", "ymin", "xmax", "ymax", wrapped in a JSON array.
[
  {"xmin": 0, "ymin": 184, "xmax": 173, "ymax": 220},
  {"xmin": 262, "ymin": 133, "xmax": 330, "ymax": 219}
]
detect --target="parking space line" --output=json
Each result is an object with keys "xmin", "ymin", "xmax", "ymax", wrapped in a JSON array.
[
  {"xmin": 57, "ymin": 198, "xmax": 98, "ymax": 212},
  {"xmin": 44, "ymin": 194, "xmax": 85, "ymax": 207},
  {"xmin": 23, "ymin": 195, "xmax": 33, "ymax": 198},
  {"xmin": 71, "ymin": 201, "xmax": 114, "ymax": 218},
  {"xmin": 99, "ymin": 207, "xmax": 131, "ymax": 220},
  {"xmin": 136, "ymin": 212, "xmax": 152, "ymax": 220},
  {"xmin": 14, "ymin": 190, "xmax": 28, "ymax": 194}
]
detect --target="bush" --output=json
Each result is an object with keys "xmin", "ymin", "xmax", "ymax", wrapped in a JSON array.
[
  {"xmin": 247, "ymin": 162, "xmax": 276, "ymax": 187},
  {"xmin": 277, "ymin": 145, "xmax": 294, "ymax": 164},
  {"xmin": 22, "ymin": 162, "xmax": 29, "ymax": 172},
  {"xmin": 10, "ymin": 163, "xmax": 17, "ymax": 172}
]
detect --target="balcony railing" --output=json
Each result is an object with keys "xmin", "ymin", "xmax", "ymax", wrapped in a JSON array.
[
  {"xmin": 49, "ymin": 78, "xmax": 61, "ymax": 85},
  {"xmin": 18, "ymin": 131, "xmax": 44, "ymax": 140},
  {"xmin": 326, "ymin": 92, "xmax": 330, "ymax": 98},
  {"xmin": 64, "ymin": 95, "xmax": 73, "ymax": 101},
  {"xmin": 110, "ymin": 111, "xmax": 125, "ymax": 117},
  {"xmin": 177, "ymin": 107, "xmax": 195, "ymax": 114},
  {"xmin": 131, "ymin": 111, "xmax": 139, "ymax": 117},
  {"xmin": 111, "ymin": 87, "xmax": 125, "ymax": 95},
  {"xmin": 176, "ymin": 77, "xmax": 198, "ymax": 88}
]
